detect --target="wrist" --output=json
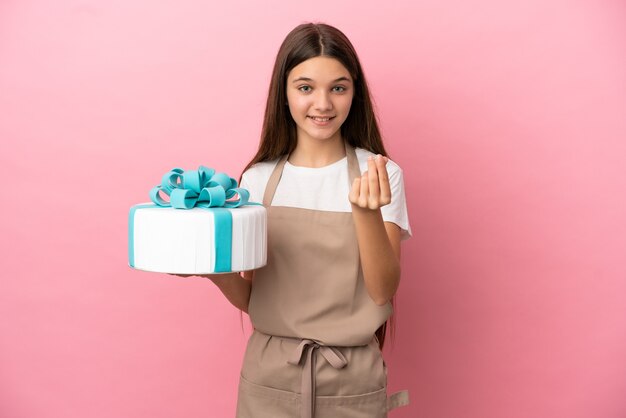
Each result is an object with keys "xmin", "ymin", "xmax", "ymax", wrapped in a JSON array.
[{"xmin": 206, "ymin": 272, "xmax": 242, "ymax": 284}]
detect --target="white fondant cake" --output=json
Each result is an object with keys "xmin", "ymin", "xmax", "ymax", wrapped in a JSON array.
[{"xmin": 129, "ymin": 204, "xmax": 267, "ymax": 274}]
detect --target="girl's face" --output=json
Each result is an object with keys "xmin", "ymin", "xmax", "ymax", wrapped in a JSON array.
[{"xmin": 286, "ymin": 56, "xmax": 354, "ymax": 145}]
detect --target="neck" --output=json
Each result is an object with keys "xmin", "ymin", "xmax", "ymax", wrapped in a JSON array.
[{"xmin": 288, "ymin": 132, "xmax": 346, "ymax": 168}]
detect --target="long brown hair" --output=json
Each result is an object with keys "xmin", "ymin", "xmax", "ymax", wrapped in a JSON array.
[{"xmin": 242, "ymin": 22, "xmax": 394, "ymax": 349}]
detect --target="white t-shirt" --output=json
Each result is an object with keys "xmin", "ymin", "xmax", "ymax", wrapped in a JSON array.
[{"xmin": 240, "ymin": 147, "xmax": 412, "ymax": 240}]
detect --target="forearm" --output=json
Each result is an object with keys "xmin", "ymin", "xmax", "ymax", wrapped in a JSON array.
[
  {"xmin": 205, "ymin": 272, "xmax": 252, "ymax": 313},
  {"xmin": 351, "ymin": 205, "xmax": 401, "ymax": 305}
]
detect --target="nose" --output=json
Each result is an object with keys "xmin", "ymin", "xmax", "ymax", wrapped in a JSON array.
[{"xmin": 313, "ymin": 90, "xmax": 333, "ymax": 111}]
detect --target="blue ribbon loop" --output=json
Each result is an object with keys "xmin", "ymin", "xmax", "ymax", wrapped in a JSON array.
[
  {"xmin": 129, "ymin": 166, "xmax": 255, "ymax": 273},
  {"xmin": 148, "ymin": 165, "xmax": 250, "ymax": 209}
]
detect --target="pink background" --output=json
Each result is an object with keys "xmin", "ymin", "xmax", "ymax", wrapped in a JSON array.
[{"xmin": 1, "ymin": 1, "xmax": 625, "ymax": 417}]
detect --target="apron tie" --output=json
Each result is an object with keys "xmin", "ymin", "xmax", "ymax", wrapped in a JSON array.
[{"xmin": 288, "ymin": 339, "xmax": 348, "ymax": 418}]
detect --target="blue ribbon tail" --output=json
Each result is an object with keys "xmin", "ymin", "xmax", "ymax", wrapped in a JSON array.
[{"xmin": 212, "ymin": 208, "xmax": 232, "ymax": 272}]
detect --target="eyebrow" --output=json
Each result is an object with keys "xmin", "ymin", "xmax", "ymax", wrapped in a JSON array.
[{"xmin": 291, "ymin": 76, "xmax": 351, "ymax": 83}]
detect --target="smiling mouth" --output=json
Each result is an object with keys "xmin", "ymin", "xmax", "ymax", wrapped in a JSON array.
[{"xmin": 308, "ymin": 116, "xmax": 336, "ymax": 122}]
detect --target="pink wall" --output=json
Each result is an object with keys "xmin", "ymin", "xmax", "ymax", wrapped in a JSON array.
[{"xmin": 1, "ymin": 1, "xmax": 625, "ymax": 417}]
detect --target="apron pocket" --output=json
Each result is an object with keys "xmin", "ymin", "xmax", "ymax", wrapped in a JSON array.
[
  {"xmin": 316, "ymin": 387, "xmax": 388, "ymax": 418},
  {"xmin": 237, "ymin": 374, "xmax": 299, "ymax": 418},
  {"xmin": 237, "ymin": 374, "xmax": 389, "ymax": 418}
]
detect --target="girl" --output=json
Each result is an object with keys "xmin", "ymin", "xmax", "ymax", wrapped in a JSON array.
[{"xmin": 185, "ymin": 22, "xmax": 411, "ymax": 417}]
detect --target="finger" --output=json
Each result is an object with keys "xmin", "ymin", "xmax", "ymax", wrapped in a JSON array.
[
  {"xmin": 375, "ymin": 154, "xmax": 388, "ymax": 184},
  {"xmin": 367, "ymin": 156, "xmax": 380, "ymax": 208},
  {"xmin": 359, "ymin": 171, "xmax": 369, "ymax": 207},
  {"xmin": 349, "ymin": 177, "xmax": 360, "ymax": 204},
  {"xmin": 376, "ymin": 155, "xmax": 392, "ymax": 205}
]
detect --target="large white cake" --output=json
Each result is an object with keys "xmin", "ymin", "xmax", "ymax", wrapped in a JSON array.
[{"xmin": 129, "ymin": 204, "xmax": 267, "ymax": 274}]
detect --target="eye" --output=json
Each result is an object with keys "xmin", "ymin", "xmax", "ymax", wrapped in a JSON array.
[
  {"xmin": 332, "ymin": 86, "xmax": 347, "ymax": 93},
  {"xmin": 298, "ymin": 85, "xmax": 312, "ymax": 93}
]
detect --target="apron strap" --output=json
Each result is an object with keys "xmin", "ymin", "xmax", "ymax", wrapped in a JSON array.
[
  {"xmin": 288, "ymin": 339, "xmax": 348, "ymax": 418},
  {"xmin": 345, "ymin": 142, "xmax": 361, "ymax": 184},
  {"xmin": 262, "ymin": 142, "xmax": 360, "ymax": 207},
  {"xmin": 263, "ymin": 153, "xmax": 289, "ymax": 206}
]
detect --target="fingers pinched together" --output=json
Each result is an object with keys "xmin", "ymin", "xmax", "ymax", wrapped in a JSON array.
[{"xmin": 349, "ymin": 154, "xmax": 392, "ymax": 210}]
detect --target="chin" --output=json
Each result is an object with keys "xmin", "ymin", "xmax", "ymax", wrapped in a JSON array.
[{"xmin": 310, "ymin": 130, "xmax": 341, "ymax": 141}]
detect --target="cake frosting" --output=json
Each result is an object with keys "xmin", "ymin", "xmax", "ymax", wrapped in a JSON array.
[{"xmin": 129, "ymin": 204, "xmax": 266, "ymax": 274}]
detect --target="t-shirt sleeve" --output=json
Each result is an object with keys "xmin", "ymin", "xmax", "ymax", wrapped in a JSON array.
[
  {"xmin": 240, "ymin": 160, "xmax": 277, "ymax": 205},
  {"xmin": 239, "ymin": 170, "xmax": 250, "ymax": 191},
  {"xmin": 239, "ymin": 169, "xmax": 261, "ymax": 204},
  {"xmin": 381, "ymin": 163, "xmax": 412, "ymax": 240}
]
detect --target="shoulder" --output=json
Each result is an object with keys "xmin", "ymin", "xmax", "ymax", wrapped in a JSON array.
[
  {"xmin": 240, "ymin": 158, "xmax": 281, "ymax": 204},
  {"xmin": 241, "ymin": 158, "xmax": 280, "ymax": 186},
  {"xmin": 240, "ymin": 158, "xmax": 283, "ymax": 199}
]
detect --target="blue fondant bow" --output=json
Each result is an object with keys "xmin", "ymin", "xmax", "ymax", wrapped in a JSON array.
[{"xmin": 149, "ymin": 166, "xmax": 250, "ymax": 209}]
